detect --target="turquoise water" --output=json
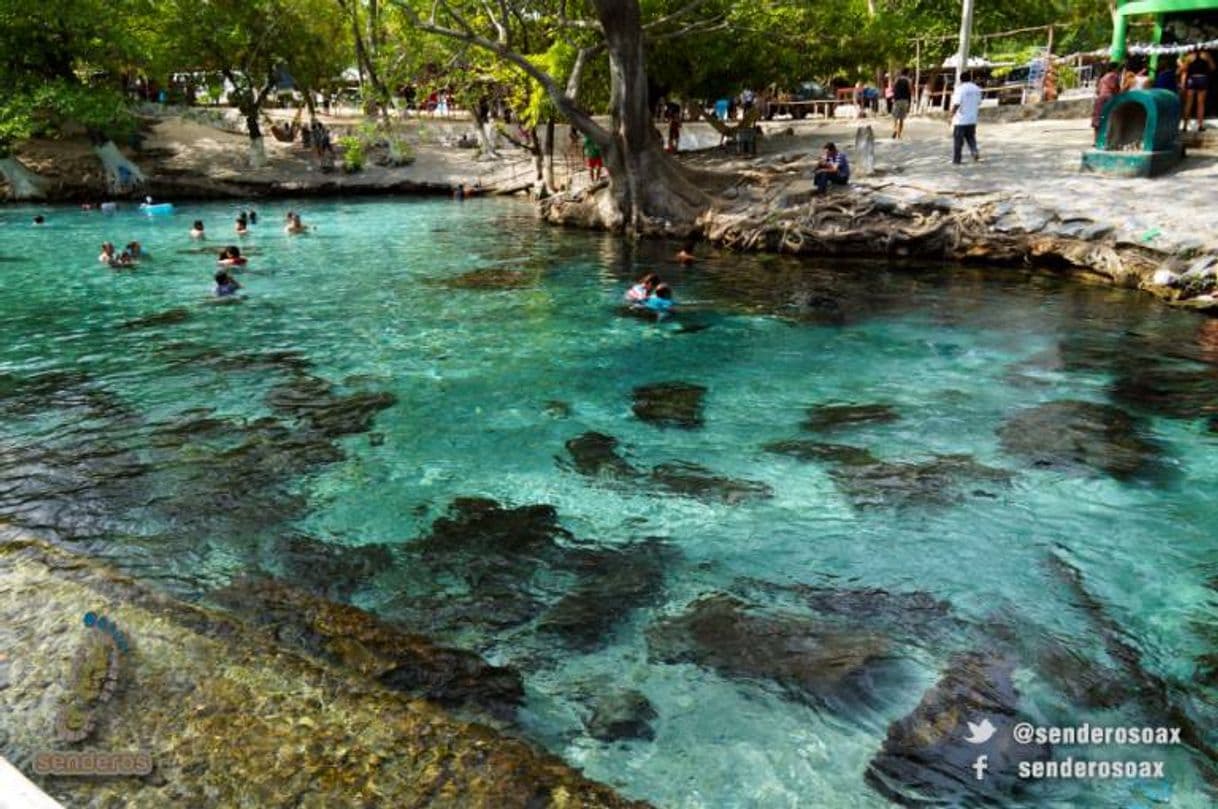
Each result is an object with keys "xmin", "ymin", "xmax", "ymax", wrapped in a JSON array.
[{"xmin": 2, "ymin": 199, "xmax": 1218, "ymax": 807}]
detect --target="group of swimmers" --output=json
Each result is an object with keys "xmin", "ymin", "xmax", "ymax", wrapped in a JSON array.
[
  {"xmin": 183, "ymin": 210, "xmax": 312, "ymax": 296},
  {"xmin": 189, "ymin": 210, "xmax": 309, "ymax": 241},
  {"xmin": 98, "ymin": 241, "xmax": 148, "ymax": 268}
]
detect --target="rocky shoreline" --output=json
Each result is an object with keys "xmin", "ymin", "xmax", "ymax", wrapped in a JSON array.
[
  {"xmin": 3, "ymin": 113, "xmax": 1216, "ymax": 314},
  {"xmin": 0, "ymin": 536, "xmax": 649, "ymax": 808}
]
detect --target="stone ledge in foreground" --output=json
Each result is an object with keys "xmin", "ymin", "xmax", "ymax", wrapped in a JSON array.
[{"xmin": 0, "ymin": 537, "xmax": 649, "ymax": 809}]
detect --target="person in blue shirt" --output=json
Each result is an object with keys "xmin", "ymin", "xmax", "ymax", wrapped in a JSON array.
[
  {"xmin": 644, "ymin": 283, "xmax": 675, "ymax": 320},
  {"xmin": 214, "ymin": 270, "xmax": 242, "ymax": 297},
  {"xmin": 813, "ymin": 142, "xmax": 850, "ymax": 193}
]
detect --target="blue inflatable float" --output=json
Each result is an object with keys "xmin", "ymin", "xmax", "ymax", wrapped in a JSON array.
[{"xmin": 140, "ymin": 202, "xmax": 174, "ymax": 215}]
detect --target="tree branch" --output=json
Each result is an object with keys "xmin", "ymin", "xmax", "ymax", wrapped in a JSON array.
[
  {"xmin": 565, "ymin": 43, "xmax": 605, "ymax": 101},
  {"xmin": 649, "ymin": 17, "xmax": 728, "ymax": 42},
  {"xmin": 390, "ymin": 0, "xmax": 611, "ymax": 146},
  {"xmin": 642, "ymin": 0, "xmax": 717, "ymax": 32}
]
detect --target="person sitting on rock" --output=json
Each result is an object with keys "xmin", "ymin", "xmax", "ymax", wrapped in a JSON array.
[
  {"xmin": 813, "ymin": 142, "xmax": 850, "ymax": 194},
  {"xmin": 190, "ymin": 220, "xmax": 206, "ymax": 239}
]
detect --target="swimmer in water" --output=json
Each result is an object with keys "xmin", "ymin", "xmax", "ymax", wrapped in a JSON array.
[
  {"xmin": 676, "ymin": 238, "xmax": 697, "ymax": 265},
  {"xmin": 98, "ymin": 242, "xmax": 117, "ymax": 264},
  {"xmin": 126, "ymin": 241, "xmax": 147, "ymax": 260},
  {"xmin": 247, "ymin": 210, "xmax": 258, "ymax": 225},
  {"xmin": 214, "ymin": 270, "xmax": 242, "ymax": 297},
  {"xmin": 217, "ymin": 245, "xmax": 247, "ymax": 266},
  {"xmin": 284, "ymin": 212, "xmax": 306, "ymax": 234},
  {"xmin": 190, "ymin": 220, "xmax": 206, "ymax": 239},
  {"xmin": 644, "ymin": 283, "xmax": 675, "ymax": 319},
  {"xmin": 626, "ymin": 272, "xmax": 660, "ymax": 303},
  {"xmin": 33, "ymin": 215, "xmax": 45, "ymax": 226},
  {"xmin": 235, "ymin": 214, "xmax": 249, "ymax": 236}
]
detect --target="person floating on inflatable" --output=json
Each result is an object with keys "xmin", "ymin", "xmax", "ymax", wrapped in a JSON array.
[{"xmin": 626, "ymin": 272, "xmax": 659, "ymax": 303}]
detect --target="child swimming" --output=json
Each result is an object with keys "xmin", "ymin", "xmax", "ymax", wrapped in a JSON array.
[
  {"xmin": 214, "ymin": 270, "xmax": 242, "ymax": 297},
  {"xmin": 217, "ymin": 245, "xmax": 247, "ymax": 266},
  {"xmin": 626, "ymin": 273, "xmax": 660, "ymax": 303},
  {"xmin": 644, "ymin": 283, "xmax": 675, "ymax": 318},
  {"xmin": 190, "ymin": 220, "xmax": 206, "ymax": 239},
  {"xmin": 98, "ymin": 242, "xmax": 117, "ymax": 264}
]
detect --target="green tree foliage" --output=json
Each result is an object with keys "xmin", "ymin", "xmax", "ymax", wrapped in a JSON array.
[{"xmin": 154, "ymin": 0, "xmax": 348, "ymax": 135}]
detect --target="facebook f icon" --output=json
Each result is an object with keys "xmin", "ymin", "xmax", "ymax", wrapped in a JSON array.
[{"xmin": 972, "ymin": 754, "xmax": 989, "ymax": 781}]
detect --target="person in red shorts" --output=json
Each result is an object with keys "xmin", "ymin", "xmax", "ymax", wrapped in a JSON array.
[{"xmin": 583, "ymin": 134, "xmax": 604, "ymax": 182}]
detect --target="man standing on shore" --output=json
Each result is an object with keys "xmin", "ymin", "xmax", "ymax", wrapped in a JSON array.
[
  {"xmin": 892, "ymin": 68, "xmax": 913, "ymax": 139},
  {"xmin": 950, "ymin": 71, "xmax": 983, "ymax": 164}
]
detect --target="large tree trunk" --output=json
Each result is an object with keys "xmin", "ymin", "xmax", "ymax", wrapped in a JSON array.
[
  {"xmin": 244, "ymin": 113, "xmax": 267, "ymax": 168},
  {"xmin": 0, "ymin": 156, "xmax": 48, "ymax": 200},
  {"xmin": 588, "ymin": 0, "xmax": 708, "ymax": 231},
  {"xmin": 91, "ymin": 137, "xmax": 145, "ymax": 194},
  {"xmin": 543, "ymin": 117, "xmax": 557, "ymax": 192},
  {"xmin": 471, "ymin": 105, "xmax": 501, "ymax": 160}
]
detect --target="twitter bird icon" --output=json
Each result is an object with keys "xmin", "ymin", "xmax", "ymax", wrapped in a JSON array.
[{"xmin": 965, "ymin": 718, "xmax": 997, "ymax": 744}]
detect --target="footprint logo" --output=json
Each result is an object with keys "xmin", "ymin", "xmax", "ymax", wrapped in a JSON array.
[{"xmin": 965, "ymin": 718, "xmax": 996, "ymax": 744}]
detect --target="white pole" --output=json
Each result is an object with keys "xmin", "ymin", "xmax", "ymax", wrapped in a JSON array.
[{"xmin": 956, "ymin": 0, "xmax": 976, "ymax": 86}]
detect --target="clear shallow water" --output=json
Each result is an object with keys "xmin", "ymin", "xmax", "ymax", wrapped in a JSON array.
[{"xmin": 1, "ymin": 199, "xmax": 1218, "ymax": 807}]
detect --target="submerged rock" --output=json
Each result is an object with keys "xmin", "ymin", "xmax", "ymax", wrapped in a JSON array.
[
  {"xmin": 266, "ymin": 374, "xmax": 397, "ymax": 437},
  {"xmin": 120, "ymin": 307, "xmax": 191, "ymax": 330},
  {"xmin": 803, "ymin": 403, "xmax": 900, "ymax": 433},
  {"xmin": 270, "ymin": 534, "xmax": 396, "ymax": 602},
  {"xmin": 649, "ymin": 462, "xmax": 773, "ymax": 504},
  {"xmin": 631, "ymin": 382, "xmax": 707, "ymax": 429},
  {"xmin": 0, "ymin": 539, "xmax": 644, "ymax": 807},
  {"xmin": 829, "ymin": 453, "xmax": 1010, "ymax": 508},
  {"xmin": 1110, "ymin": 367, "xmax": 1218, "ymax": 420},
  {"xmin": 762, "ymin": 439, "xmax": 879, "ymax": 466},
  {"xmin": 539, "ymin": 541, "xmax": 671, "ymax": 652},
  {"xmin": 439, "ymin": 268, "xmax": 537, "ymax": 289},
  {"xmin": 584, "ymin": 689, "xmax": 658, "ymax": 743},
  {"xmin": 866, "ymin": 652, "xmax": 1050, "ymax": 806},
  {"xmin": 413, "ymin": 497, "xmax": 573, "ymax": 559},
  {"xmin": 647, "ymin": 594, "xmax": 902, "ymax": 712},
  {"xmin": 208, "ymin": 577, "xmax": 524, "ymax": 721},
  {"xmin": 997, "ymin": 400, "xmax": 1161, "ymax": 480},
  {"xmin": 563, "ymin": 432, "xmax": 640, "ymax": 479}
]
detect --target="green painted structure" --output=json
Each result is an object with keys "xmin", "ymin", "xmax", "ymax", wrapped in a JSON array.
[
  {"xmin": 1080, "ymin": 89, "xmax": 1184, "ymax": 176},
  {"xmin": 1110, "ymin": 0, "xmax": 1218, "ymax": 61}
]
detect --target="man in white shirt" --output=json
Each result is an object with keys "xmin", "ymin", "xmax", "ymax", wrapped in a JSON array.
[{"xmin": 950, "ymin": 72, "xmax": 983, "ymax": 164}]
